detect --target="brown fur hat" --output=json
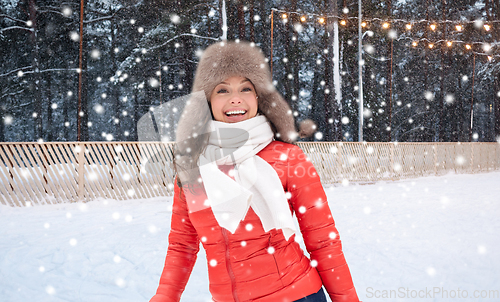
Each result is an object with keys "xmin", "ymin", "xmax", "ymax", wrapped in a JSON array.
[{"xmin": 192, "ymin": 40, "xmax": 298, "ymax": 143}]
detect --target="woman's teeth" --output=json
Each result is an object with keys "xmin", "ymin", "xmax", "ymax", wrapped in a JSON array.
[{"xmin": 225, "ymin": 110, "xmax": 246, "ymax": 116}]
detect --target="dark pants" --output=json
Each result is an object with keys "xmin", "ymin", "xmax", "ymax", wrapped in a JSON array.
[{"xmin": 294, "ymin": 288, "xmax": 328, "ymax": 302}]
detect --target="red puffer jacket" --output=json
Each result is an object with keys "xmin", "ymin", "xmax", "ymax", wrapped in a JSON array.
[{"xmin": 151, "ymin": 141, "xmax": 359, "ymax": 302}]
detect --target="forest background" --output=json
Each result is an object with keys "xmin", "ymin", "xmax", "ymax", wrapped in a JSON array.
[{"xmin": 1, "ymin": 0, "xmax": 500, "ymax": 143}]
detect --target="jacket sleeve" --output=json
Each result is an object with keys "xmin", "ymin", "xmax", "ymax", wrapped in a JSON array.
[
  {"xmin": 150, "ymin": 181, "xmax": 200, "ymax": 302},
  {"xmin": 286, "ymin": 145, "xmax": 359, "ymax": 302}
]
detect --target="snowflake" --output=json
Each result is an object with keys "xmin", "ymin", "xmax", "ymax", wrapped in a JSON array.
[
  {"xmin": 170, "ymin": 14, "xmax": 180, "ymax": 24},
  {"xmin": 115, "ymin": 278, "xmax": 126, "ymax": 288},
  {"xmin": 477, "ymin": 245, "xmax": 487, "ymax": 254},
  {"xmin": 364, "ymin": 44, "xmax": 375, "ymax": 54},
  {"xmin": 148, "ymin": 225, "xmax": 158, "ymax": 234},
  {"xmin": 424, "ymin": 91, "xmax": 434, "ymax": 101},
  {"xmin": 62, "ymin": 6, "xmax": 72, "ymax": 17},
  {"xmin": 388, "ymin": 30, "xmax": 397, "ymax": 39},
  {"xmin": 4, "ymin": 115, "xmax": 13, "ymax": 125},
  {"xmin": 70, "ymin": 31, "xmax": 79, "ymax": 42},
  {"xmin": 149, "ymin": 78, "xmax": 159, "ymax": 88},
  {"xmin": 46, "ymin": 285, "xmax": 56, "ymax": 295},
  {"xmin": 363, "ymin": 108, "xmax": 372, "ymax": 118},
  {"xmin": 298, "ymin": 206, "xmax": 306, "ymax": 214},
  {"xmin": 426, "ymin": 267, "xmax": 436, "ymax": 277},
  {"xmin": 91, "ymin": 49, "xmax": 101, "ymax": 59},
  {"xmin": 445, "ymin": 94, "xmax": 455, "ymax": 104},
  {"xmin": 94, "ymin": 104, "xmax": 104, "ymax": 114}
]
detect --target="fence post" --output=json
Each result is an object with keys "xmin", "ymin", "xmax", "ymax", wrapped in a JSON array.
[
  {"xmin": 433, "ymin": 144, "xmax": 437, "ymax": 176},
  {"xmin": 390, "ymin": 143, "xmax": 395, "ymax": 180},
  {"xmin": 470, "ymin": 143, "xmax": 474, "ymax": 174},
  {"xmin": 337, "ymin": 142, "xmax": 343, "ymax": 184},
  {"xmin": 77, "ymin": 144, "xmax": 85, "ymax": 202}
]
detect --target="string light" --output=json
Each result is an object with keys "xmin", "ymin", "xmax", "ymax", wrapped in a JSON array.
[
  {"xmin": 271, "ymin": 8, "xmax": 500, "ymax": 29},
  {"xmin": 270, "ymin": 8, "xmax": 500, "ymax": 59}
]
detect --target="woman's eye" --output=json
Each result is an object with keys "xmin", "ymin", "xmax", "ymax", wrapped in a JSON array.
[
  {"xmin": 217, "ymin": 88, "xmax": 228, "ymax": 93},
  {"xmin": 242, "ymin": 87, "xmax": 252, "ymax": 92}
]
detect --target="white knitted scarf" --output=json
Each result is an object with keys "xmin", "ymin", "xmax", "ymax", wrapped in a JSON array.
[{"xmin": 198, "ymin": 116, "xmax": 296, "ymax": 240}]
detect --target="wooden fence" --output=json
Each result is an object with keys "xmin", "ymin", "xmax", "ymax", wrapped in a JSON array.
[{"xmin": 0, "ymin": 142, "xmax": 499, "ymax": 207}]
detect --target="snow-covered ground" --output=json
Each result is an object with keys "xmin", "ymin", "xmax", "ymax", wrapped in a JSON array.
[{"xmin": 1, "ymin": 172, "xmax": 499, "ymax": 302}]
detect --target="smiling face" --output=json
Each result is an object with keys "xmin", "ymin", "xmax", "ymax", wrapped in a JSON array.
[{"xmin": 209, "ymin": 76, "xmax": 259, "ymax": 123}]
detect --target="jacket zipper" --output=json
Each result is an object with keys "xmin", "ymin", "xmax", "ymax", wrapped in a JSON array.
[{"xmin": 221, "ymin": 228, "xmax": 240, "ymax": 302}]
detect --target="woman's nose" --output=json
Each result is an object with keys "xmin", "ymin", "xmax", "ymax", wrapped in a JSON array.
[{"xmin": 229, "ymin": 95, "xmax": 242, "ymax": 104}]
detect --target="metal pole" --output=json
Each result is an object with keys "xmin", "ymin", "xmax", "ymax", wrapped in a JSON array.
[
  {"xmin": 270, "ymin": 9, "xmax": 274, "ymax": 74},
  {"xmin": 469, "ymin": 52, "xmax": 476, "ymax": 142},
  {"xmin": 77, "ymin": 0, "xmax": 84, "ymax": 142},
  {"xmin": 358, "ymin": 0, "xmax": 363, "ymax": 142},
  {"xmin": 221, "ymin": 0, "xmax": 227, "ymax": 40}
]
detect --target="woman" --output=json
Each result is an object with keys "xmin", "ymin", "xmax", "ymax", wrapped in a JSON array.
[{"xmin": 151, "ymin": 41, "xmax": 359, "ymax": 302}]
